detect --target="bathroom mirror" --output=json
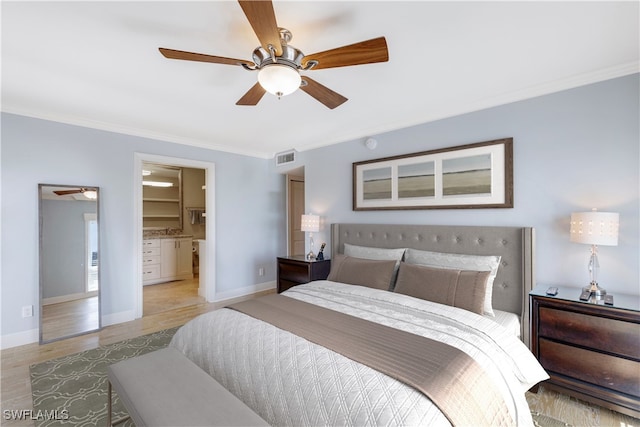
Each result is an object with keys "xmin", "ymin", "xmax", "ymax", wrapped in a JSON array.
[{"xmin": 39, "ymin": 184, "xmax": 101, "ymax": 343}]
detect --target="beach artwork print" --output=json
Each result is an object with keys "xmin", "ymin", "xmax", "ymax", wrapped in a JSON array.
[
  {"xmin": 398, "ymin": 161, "xmax": 435, "ymax": 198},
  {"xmin": 353, "ymin": 138, "xmax": 513, "ymax": 210},
  {"xmin": 363, "ymin": 167, "xmax": 392, "ymax": 200},
  {"xmin": 442, "ymin": 154, "xmax": 491, "ymax": 196}
]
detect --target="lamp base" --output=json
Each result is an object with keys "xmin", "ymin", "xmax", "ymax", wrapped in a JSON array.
[
  {"xmin": 306, "ymin": 251, "xmax": 316, "ymax": 261},
  {"xmin": 583, "ymin": 281, "xmax": 606, "ymax": 297}
]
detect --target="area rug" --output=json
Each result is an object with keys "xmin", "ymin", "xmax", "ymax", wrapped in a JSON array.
[
  {"xmin": 30, "ymin": 327, "xmax": 179, "ymax": 427},
  {"xmin": 31, "ymin": 326, "xmax": 568, "ymax": 427}
]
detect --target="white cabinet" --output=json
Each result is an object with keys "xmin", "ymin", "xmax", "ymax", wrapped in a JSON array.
[
  {"xmin": 176, "ymin": 238, "xmax": 193, "ymax": 277},
  {"xmin": 143, "ymin": 237, "xmax": 193, "ymax": 285},
  {"xmin": 160, "ymin": 238, "xmax": 192, "ymax": 279}
]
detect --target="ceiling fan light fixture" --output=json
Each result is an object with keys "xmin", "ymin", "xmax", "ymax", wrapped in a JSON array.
[
  {"xmin": 257, "ymin": 64, "xmax": 301, "ymax": 98},
  {"xmin": 83, "ymin": 190, "xmax": 98, "ymax": 200}
]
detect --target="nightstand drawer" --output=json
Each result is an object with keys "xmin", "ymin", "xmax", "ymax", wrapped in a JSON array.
[
  {"xmin": 278, "ymin": 262, "xmax": 311, "ymax": 283},
  {"xmin": 539, "ymin": 307, "xmax": 640, "ymax": 359},
  {"xmin": 539, "ymin": 338, "xmax": 640, "ymax": 398}
]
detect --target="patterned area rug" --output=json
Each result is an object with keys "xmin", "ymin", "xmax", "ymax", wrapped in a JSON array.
[
  {"xmin": 31, "ymin": 326, "xmax": 567, "ymax": 426},
  {"xmin": 30, "ymin": 327, "xmax": 179, "ymax": 427},
  {"xmin": 532, "ymin": 411, "xmax": 572, "ymax": 427}
]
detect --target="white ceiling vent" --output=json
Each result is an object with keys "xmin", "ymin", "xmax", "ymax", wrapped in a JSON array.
[{"xmin": 276, "ymin": 150, "xmax": 296, "ymax": 166}]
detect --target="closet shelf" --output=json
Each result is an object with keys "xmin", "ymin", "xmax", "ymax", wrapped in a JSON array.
[{"xmin": 143, "ymin": 198, "xmax": 180, "ymax": 203}]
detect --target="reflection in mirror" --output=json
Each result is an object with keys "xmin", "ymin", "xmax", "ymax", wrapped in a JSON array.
[{"xmin": 39, "ymin": 184, "xmax": 101, "ymax": 343}]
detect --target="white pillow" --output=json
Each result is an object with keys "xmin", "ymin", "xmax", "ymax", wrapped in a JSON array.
[
  {"xmin": 344, "ymin": 243, "xmax": 406, "ymax": 261},
  {"xmin": 344, "ymin": 244, "xmax": 406, "ymax": 290},
  {"xmin": 404, "ymin": 248, "xmax": 501, "ymax": 316}
]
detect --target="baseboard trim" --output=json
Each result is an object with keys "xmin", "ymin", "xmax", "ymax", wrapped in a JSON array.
[
  {"xmin": 1, "ymin": 309, "xmax": 137, "ymax": 349},
  {"xmin": 214, "ymin": 281, "xmax": 276, "ymax": 303},
  {"xmin": 43, "ymin": 291, "xmax": 98, "ymax": 306},
  {"xmin": 1, "ymin": 328, "xmax": 39, "ymax": 349},
  {"xmin": 102, "ymin": 310, "xmax": 136, "ymax": 327}
]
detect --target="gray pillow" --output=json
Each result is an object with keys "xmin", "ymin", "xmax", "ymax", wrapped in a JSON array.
[
  {"xmin": 327, "ymin": 254, "xmax": 397, "ymax": 291},
  {"xmin": 393, "ymin": 262, "xmax": 490, "ymax": 315},
  {"xmin": 404, "ymin": 248, "xmax": 500, "ymax": 316},
  {"xmin": 344, "ymin": 243, "xmax": 406, "ymax": 290}
]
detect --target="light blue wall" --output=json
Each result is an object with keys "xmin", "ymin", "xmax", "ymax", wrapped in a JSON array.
[
  {"xmin": 298, "ymin": 74, "xmax": 639, "ymax": 295},
  {"xmin": 1, "ymin": 114, "xmax": 286, "ymax": 338}
]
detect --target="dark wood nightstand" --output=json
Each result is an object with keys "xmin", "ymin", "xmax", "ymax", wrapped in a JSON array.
[
  {"xmin": 276, "ymin": 256, "xmax": 331, "ymax": 293},
  {"xmin": 530, "ymin": 286, "xmax": 640, "ymax": 418}
]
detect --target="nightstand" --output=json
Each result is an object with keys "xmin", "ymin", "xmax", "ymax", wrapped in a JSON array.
[
  {"xmin": 276, "ymin": 256, "xmax": 331, "ymax": 293},
  {"xmin": 530, "ymin": 286, "xmax": 640, "ymax": 418}
]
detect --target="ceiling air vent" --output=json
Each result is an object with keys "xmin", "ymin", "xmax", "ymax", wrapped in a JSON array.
[{"xmin": 276, "ymin": 150, "xmax": 296, "ymax": 166}]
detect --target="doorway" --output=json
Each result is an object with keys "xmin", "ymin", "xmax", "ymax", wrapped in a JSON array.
[
  {"xmin": 286, "ymin": 168, "xmax": 305, "ymax": 256},
  {"xmin": 134, "ymin": 153, "xmax": 216, "ymax": 320},
  {"xmin": 141, "ymin": 162, "xmax": 206, "ymax": 316}
]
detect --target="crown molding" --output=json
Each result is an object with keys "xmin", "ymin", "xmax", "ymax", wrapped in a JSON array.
[
  {"xmin": 5, "ymin": 62, "xmax": 637, "ymax": 160},
  {"xmin": 0, "ymin": 107, "xmax": 273, "ymax": 159}
]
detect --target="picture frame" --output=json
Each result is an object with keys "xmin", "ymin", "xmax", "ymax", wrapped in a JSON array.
[{"xmin": 353, "ymin": 138, "xmax": 513, "ymax": 210}]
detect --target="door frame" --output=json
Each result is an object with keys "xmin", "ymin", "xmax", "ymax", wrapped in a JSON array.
[
  {"xmin": 83, "ymin": 212, "xmax": 98, "ymax": 293},
  {"xmin": 133, "ymin": 152, "xmax": 216, "ymax": 319},
  {"xmin": 287, "ymin": 174, "xmax": 304, "ymax": 256}
]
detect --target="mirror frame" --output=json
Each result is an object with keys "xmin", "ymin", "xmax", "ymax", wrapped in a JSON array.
[{"xmin": 39, "ymin": 183, "xmax": 101, "ymax": 343}]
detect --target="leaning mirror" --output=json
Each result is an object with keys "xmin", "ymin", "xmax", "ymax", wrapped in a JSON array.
[{"xmin": 39, "ymin": 184, "xmax": 101, "ymax": 343}]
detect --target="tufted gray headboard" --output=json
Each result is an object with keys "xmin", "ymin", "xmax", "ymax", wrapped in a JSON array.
[{"xmin": 331, "ymin": 223, "xmax": 535, "ymax": 347}]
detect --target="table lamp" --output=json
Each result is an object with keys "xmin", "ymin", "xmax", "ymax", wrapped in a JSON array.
[
  {"xmin": 569, "ymin": 209, "xmax": 619, "ymax": 297},
  {"xmin": 301, "ymin": 214, "xmax": 320, "ymax": 260}
]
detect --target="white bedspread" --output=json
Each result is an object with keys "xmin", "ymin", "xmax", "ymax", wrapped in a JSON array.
[{"xmin": 170, "ymin": 281, "xmax": 548, "ymax": 426}]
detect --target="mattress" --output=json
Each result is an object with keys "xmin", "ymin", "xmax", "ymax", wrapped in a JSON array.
[
  {"xmin": 170, "ymin": 281, "xmax": 548, "ymax": 426},
  {"xmin": 490, "ymin": 309, "xmax": 522, "ymax": 337}
]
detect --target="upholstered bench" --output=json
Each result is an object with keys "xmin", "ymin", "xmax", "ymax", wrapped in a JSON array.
[{"xmin": 107, "ymin": 347, "xmax": 269, "ymax": 426}]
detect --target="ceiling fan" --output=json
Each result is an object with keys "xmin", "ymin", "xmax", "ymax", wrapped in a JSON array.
[
  {"xmin": 53, "ymin": 188, "xmax": 98, "ymax": 199},
  {"xmin": 159, "ymin": 0, "xmax": 389, "ymax": 109}
]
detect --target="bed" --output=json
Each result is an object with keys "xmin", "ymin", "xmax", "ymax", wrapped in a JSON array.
[{"xmin": 170, "ymin": 223, "xmax": 548, "ymax": 426}]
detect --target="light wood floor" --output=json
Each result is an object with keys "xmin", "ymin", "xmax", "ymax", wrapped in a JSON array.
[
  {"xmin": 143, "ymin": 276, "xmax": 205, "ymax": 316},
  {"xmin": 41, "ymin": 296, "xmax": 100, "ymax": 342}
]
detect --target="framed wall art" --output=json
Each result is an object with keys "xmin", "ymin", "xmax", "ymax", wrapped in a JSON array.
[{"xmin": 353, "ymin": 138, "xmax": 513, "ymax": 210}]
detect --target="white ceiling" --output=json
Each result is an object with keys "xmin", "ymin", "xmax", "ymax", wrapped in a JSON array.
[{"xmin": 2, "ymin": 1, "xmax": 638, "ymax": 159}]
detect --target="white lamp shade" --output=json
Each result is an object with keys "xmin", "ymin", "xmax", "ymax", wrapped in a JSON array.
[
  {"xmin": 83, "ymin": 190, "xmax": 97, "ymax": 199},
  {"xmin": 301, "ymin": 214, "xmax": 320, "ymax": 233},
  {"xmin": 570, "ymin": 211, "xmax": 619, "ymax": 246},
  {"xmin": 258, "ymin": 65, "xmax": 301, "ymax": 97}
]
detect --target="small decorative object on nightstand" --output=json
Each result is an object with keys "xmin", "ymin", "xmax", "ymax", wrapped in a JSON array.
[
  {"xmin": 530, "ymin": 286, "xmax": 640, "ymax": 418},
  {"xmin": 277, "ymin": 255, "xmax": 331, "ymax": 293}
]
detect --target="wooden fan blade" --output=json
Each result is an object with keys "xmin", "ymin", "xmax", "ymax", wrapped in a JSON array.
[
  {"xmin": 159, "ymin": 48, "xmax": 255, "ymax": 68},
  {"xmin": 238, "ymin": 0, "xmax": 283, "ymax": 56},
  {"xmin": 300, "ymin": 77, "xmax": 347, "ymax": 109},
  {"xmin": 302, "ymin": 37, "xmax": 388, "ymax": 70},
  {"xmin": 236, "ymin": 82, "xmax": 267, "ymax": 106},
  {"xmin": 53, "ymin": 189, "xmax": 83, "ymax": 196}
]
